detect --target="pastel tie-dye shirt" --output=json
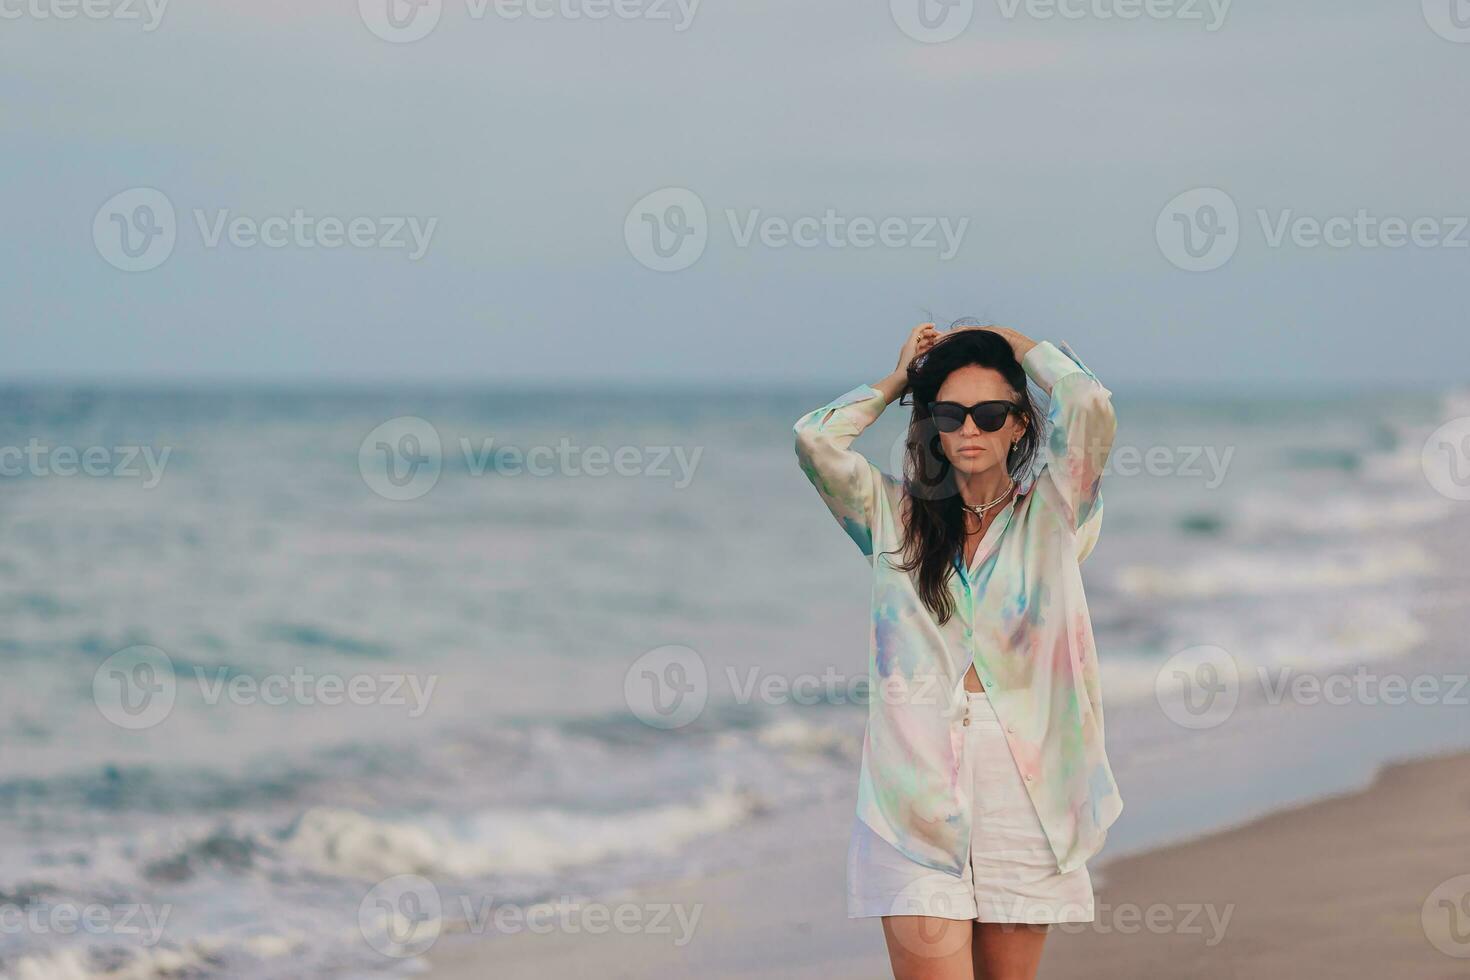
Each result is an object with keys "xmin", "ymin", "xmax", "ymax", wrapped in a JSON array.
[{"xmin": 793, "ymin": 339, "xmax": 1123, "ymax": 877}]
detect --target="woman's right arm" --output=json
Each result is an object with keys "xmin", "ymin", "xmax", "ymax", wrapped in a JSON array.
[{"xmin": 791, "ymin": 324, "xmax": 937, "ymax": 557}]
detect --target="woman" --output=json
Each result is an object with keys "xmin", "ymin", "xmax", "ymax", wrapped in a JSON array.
[{"xmin": 793, "ymin": 322, "xmax": 1123, "ymax": 980}]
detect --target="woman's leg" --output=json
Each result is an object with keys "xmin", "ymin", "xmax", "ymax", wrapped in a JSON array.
[
  {"xmin": 881, "ymin": 915, "xmax": 976, "ymax": 980},
  {"xmin": 970, "ymin": 922, "xmax": 1049, "ymax": 980}
]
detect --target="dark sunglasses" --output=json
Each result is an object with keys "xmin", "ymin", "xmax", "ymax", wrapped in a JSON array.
[{"xmin": 926, "ymin": 400, "xmax": 1020, "ymax": 433}]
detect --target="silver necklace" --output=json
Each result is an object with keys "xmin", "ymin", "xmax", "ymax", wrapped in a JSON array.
[{"xmin": 961, "ymin": 480, "xmax": 1014, "ymax": 520}]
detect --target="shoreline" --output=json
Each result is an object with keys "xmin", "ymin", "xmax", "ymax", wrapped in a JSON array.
[{"xmin": 428, "ymin": 746, "xmax": 1470, "ymax": 978}]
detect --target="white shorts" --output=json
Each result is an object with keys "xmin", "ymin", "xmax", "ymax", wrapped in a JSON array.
[{"xmin": 846, "ymin": 690, "xmax": 1095, "ymax": 923}]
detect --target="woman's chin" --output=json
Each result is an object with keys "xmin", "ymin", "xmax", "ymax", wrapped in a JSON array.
[{"xmin": 948, "ymin": 454, "xmax": 998, "ymax": 477}]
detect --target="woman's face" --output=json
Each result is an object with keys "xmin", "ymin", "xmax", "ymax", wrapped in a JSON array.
[{"xmin": 933, "ymin": 364, "xmax": 1027, "ymax": 479}]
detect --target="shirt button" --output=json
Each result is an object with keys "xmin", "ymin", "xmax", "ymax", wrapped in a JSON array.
[
  {"xmin": 1024, "ymin": 774, "xmax": 1033, "ymax": 783},
  {"xmin": 1007, "ymin": 725, "xmax": 1015, "ymax": 734}
]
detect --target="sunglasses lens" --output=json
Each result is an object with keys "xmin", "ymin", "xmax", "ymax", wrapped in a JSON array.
[
  {"xmin": 930, "ymin": 404, "xmax": 965, "ymax": 432},
  {"xmin": 974, "ymin": 405, "xmax": 1010, "ymax": 431}
]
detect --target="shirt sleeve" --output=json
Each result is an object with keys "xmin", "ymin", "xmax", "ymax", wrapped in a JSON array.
[
  {"xmin": 792, "ymin": 384, "xmax": 890, "ymax": 557},
  {"xmin": 1021, "ymin": 340, "xmax": 1117, "ymax": 536}
]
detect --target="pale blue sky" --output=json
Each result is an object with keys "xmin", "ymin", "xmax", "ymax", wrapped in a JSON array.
[{"xmin": 3, "ymin": 0, "xmax": 1467, "ymax": 388}]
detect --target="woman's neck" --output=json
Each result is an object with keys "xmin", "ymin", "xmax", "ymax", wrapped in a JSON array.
[{"xmin": 955, "ymin": 466, "xmax": 1014, "ymax": 511}]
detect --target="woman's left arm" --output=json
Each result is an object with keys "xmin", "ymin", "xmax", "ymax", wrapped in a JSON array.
[{"xmin": 1019, "ymin": 338, "xmax": 1117, "ymax": 532}]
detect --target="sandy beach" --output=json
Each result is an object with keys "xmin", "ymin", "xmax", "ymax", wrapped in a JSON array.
[{"xmin": 429, "ymin": 748, "xmax": 1470, "ymax": 979}]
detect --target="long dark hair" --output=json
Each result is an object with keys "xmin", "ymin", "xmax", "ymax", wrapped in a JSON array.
[{"xmin": 888, "ymin": 325, "xmax": 1043, "ymax": 625}]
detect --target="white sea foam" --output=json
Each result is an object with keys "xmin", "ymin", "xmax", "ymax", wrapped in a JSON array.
[
  {"xmin": 1117, "ymin": 543, "xmax": 1434, "ymax": 599},
  {"xmin": 280, "ymin": 777, "xmax": 763, "ymax": 881},
  {"xmin": 1233, "ymin": 492, "xmax": 1453, "ymax": 535},
  {"xmin": 1101, "ymin": 600, "xmax": 1428, "ymax": 708},
  {"xmin": 754, "ymin": 718, "xmax": 859, "ymax": 757},
  {"xmin": 3, "ymin": 944, "xmax": 206, "ymax": 980}
]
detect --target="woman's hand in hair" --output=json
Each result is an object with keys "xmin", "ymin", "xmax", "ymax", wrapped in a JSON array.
[
  {"xmin": 875, "ymin": 323, "xmax": 939, "ymax": 404},
  {"xmin": 897, "ymin": 322, "xmax": 940, "ymax": 373},
  {"xmin": 951, "ymin": 324, "xmax": 1038, "ymax": 362}
]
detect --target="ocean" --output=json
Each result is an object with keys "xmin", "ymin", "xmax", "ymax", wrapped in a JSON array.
[{"xmin": 0, "ymin": 380, "xmax": 1466, "ymax": 978}]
